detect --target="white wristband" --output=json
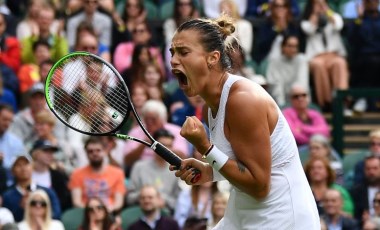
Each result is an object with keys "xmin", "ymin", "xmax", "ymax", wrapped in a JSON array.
[{"xmin": 205, "ymin": 146, "xmax": 229, "ymax": 171}]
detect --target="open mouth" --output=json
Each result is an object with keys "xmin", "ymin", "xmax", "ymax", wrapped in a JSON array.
[{"xmin": 172, "ymin": 69, "xmax": 188, "ymax": 87}]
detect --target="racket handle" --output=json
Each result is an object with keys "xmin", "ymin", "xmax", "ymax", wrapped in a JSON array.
[{"xmin": 153, "ymin": 142, "xmax": 201, "ymax": 183}]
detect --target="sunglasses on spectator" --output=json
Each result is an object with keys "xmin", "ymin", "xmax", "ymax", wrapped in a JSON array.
[
  {"xmin": 88, "ymin": 205, "xmax": 105, "ymax": 212},
  {"xmin": 374, "ymin": 199, "xmax": 380, "ymax": 204},
  {"xmin": 291, "ymin": 93, "xmax": 307, "ymax": 100},
  {"xmin": 30, "ymin": 200, "xmax": 47, "ymax": 208},
  {"xmin": 371, "ymin": 142, "xmax": 380, "ymax": 147},
  {"xmin": 133, "ymin": 28, "xmax": 147, "ymax": 34},
  {"xmin": 273, "ymin": 3, "xmax": 288, "ymax": 8}
]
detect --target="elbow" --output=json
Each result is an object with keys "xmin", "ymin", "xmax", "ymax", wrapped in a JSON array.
[{"xmin": 247, "ymin": 183, "xmax": 270, "ymax": 200}]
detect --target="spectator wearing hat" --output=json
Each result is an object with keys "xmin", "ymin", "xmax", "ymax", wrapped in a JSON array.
[
  {"xmin": 127, "ymin": 128, "xmax": 181, "ymax": 212},
  {"xmin": 0, "ymin": 196, "xmax": 15, "ymax": 229},
  {"xmin": 2, "ymin": 154, "xmax": 61, "ymax": 222},
  {"xmin": 30, "ymin": 139, "xmax": 72, "ymax": 212},
  {"xmin": 8, "ymin": 82, "xmax": 67, "ymax": 143}
]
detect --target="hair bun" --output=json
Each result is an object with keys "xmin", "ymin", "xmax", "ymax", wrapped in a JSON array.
[{"xmin": 214, "ymin": 14, "xmax": 235, "ymax": 38}]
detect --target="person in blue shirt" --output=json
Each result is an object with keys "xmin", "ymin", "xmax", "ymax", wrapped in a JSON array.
[{"xmin": 2, "ymin": 154, "xmax": 61, "ymax": 222}]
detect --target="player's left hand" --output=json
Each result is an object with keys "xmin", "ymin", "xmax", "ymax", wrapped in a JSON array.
[{"xmin": 180, "ymin": 116, "xmax": 210, "ymax": 154}]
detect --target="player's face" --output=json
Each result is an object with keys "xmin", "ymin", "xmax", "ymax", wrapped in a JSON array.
[{"xmin": 170, "ymin": 30, "xmax": 210, "ymax": 97}]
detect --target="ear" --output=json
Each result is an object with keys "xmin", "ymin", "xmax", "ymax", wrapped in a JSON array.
[{"xmin": 206, "ymin": 51, "xmax": 221, "ymax": 68}]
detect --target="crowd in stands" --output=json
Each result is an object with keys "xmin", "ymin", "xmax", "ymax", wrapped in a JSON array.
[{"xmin": 0, "ymin": 0, "xmax": 379, "ymax": 229}]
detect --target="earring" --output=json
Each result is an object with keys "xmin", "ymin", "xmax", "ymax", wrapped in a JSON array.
[{"xmin": 208, "ymin": 63, "xmax": 212, "ymax": 69}]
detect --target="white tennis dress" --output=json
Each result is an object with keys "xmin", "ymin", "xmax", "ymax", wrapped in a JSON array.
[{"xmin": 208, "ymin": 74, "xmax": 320, "ymax": 230}]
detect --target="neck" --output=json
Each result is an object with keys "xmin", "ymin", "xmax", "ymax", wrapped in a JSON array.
[
  {"xmin": 17, "ymin": 179, "xmax": 32, "ymax": 189},
  {"xmin": 203, "ymin": 70, "xmax": 228, "ymax": 116},
  {"xmin": 328, "ymin": 213, "xmax": 341, "ymax": 224},
  {"xmin": 34, "ymin": 161, "xmax": 49, "ymax": 172},
  {"xmin": 39, "ymin": 30, "xmax": 50, "ymax": 39},
  {"xmin": 145, "ymin": 209, "xmax": 159, "ymax": 222}
]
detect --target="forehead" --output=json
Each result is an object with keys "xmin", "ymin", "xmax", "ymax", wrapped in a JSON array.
[{"xmin": 171, "ymin": 30, "xmax": 203, "ymax": 50}]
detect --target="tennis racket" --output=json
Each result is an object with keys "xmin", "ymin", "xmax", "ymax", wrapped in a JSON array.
[{"xmin": 44, "ymin": 51, "xmax": 201, "ymax": 183}]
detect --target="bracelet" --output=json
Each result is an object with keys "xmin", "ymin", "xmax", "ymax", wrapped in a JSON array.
[
  {"xmin": 201, "ymin": 144, "xmax": 214, "ymax": 159},
  {"xmin": 204, "ymin": 145, "xmax": 229, "ymax": 171}
]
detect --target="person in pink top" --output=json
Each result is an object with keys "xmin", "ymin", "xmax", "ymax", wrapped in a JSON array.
[
  {"xmin": 282, "ymin": 84, "xmax": 330, "ymax": 146},
  {"xmin": 123, "ymin": 100, "xmax": 190, "ymax": 177}
]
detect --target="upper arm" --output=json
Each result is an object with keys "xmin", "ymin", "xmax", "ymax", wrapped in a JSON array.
[{"xmin": 225, "ymin": 84, "xmax": 273, "ymax": 186}]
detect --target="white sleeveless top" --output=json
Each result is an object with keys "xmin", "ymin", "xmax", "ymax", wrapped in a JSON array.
[{"xmin": 208, "ymin": 74, "xmax": 320, "ymax": 230}]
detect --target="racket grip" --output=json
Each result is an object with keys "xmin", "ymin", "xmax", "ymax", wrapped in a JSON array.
[{"xmin": 153, "ymin": 142, "xmax": 201, "ymax": 183}]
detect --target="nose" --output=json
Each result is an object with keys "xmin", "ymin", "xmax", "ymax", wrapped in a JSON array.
[{"xmin": 170, "ymin": 53, "xmax": 179, "ymax": 68}]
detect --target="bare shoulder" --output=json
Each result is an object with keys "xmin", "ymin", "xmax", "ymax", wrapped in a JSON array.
[{"xmin": 226, "ymin": 79, "xmax": 278, "ymax": 133}]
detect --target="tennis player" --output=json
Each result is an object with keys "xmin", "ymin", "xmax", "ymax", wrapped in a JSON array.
[{"xmin": 169, "ymin": 14, "xmax": 320, "ymax": 229}]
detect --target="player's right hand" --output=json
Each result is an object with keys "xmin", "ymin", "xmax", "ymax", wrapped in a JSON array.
[
  {"xmin": 180, "ymin": 116, "xmax": 210, "ymax": 154},
  {"xmin": 169, "ymin": 158, "xmax": 213, "ymax": 185}
]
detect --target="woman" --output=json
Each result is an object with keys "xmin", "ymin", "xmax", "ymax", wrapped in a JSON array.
[
  {"xmin": 169, "ymin": 14, "xmax": 320, "ymax": 229},
  {"xmin": 174, "ymin": 182, "xmax": 219, "ymax": 228},
  {"xmin": 141, "ymin": 61, "xmax": 166, "ymax": 101},
  {"xmin": 79, "ymin": 197, "xmax": 120, "ymax": 230},
  {"xmin": 304, "ymin": 157, "xmax": 354, "ymax": 216},
  {"xmin": 112, "ymin": 0, "xmax": 147, "ymax": 52},
  {"xmin": 254, "ymin": 0, "xmax": 299, "ymax": 65},
  {"xmin": 301, "ymin": 0, "xmax": 349, "ymax": 110},
  {"xmin": 308, "ymin": 134, "xmax": 343, "ymax": 184},
  {"xmin": 18, "ymin": 190, "xmax": 64, "ymax": 230},
  {"xmin": 208, "ymin": 192, "xmax": 229, "ymax": 229}
]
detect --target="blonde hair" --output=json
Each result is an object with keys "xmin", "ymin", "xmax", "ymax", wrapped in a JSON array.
[
  {"xmin": 219, "ymin": 0, "xmax": 241, "ymax": 19},
  {"xmin": 24, "ymin": 189, "xmax": 52, "ymax": 230},
  {"xmin": 35, "ymin": 110, "xmax": 56, "ymax": 126}
]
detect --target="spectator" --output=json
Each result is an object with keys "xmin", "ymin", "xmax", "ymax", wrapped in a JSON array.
[
  {"xmin": 8, "ymin": 82, "xmax": 67, "ymax": 143},
  {"xmin": 73, "ymin": 20, "xmax": 111, "ymax": 62},
  {"xmin": 253, "ymin": 0, "xmax": 299, "ymax": 65},
  {"xmin": 301, "ymin": 0, "xmax": 349, "ymax": 111},
  {"xmin": 2, "ymin": 154, "xmax": 61, "ymax": 222},
  {"xmin": 38, "ymin": 59, "xmax": 54, "ymax": 84},
  {"xmin": 21, "ymin": 5, "xmax": 67, "ymax": 64},
  {"xmin": 128, "ymin": 185, "xmax": 180, "ymax": 230},
  {"xmin": 29, "ymin": 139, "xmax": 72, "ymax": 212},
  {"xmin": 68, "ymin": 137, "xmax": 126, "ymax": 213},
  {"xmin": 121, "ymin": 44, "xmax": 155, "ymax": 89},
  {"xmin": 208, "ymin": 192, "xmax": 228, "ymax": 229},
  {"xmin": 0, "ymin": 13, "xmax": 21, "ymax": 74},
  {"xmin": 17, "ymin": 189, "xmax": 64, "ymax": 230},
  {"xmin": 123, "ymin": 100, "xmax": 190, "ymax": 177},
  {"xmin": 308, "ymin": 134, "xmax": 343, "ymax": 185},
  {"xmin": 304, "ymin": 156, "xmax": 354, "ymax": 216},
  {"xmin": 282, "ymin": 84, "xmax": 330, "ymax": 147},
  {"xmin": 353, "ymin": 129, "xmax": 380, "ymax": 185},
  {"xmin": 140, "ymin": 61, "xmax": 166, "ymax": 101},
  {"xmin": 351, "ymin": 156, "xmax": 380, "ymax": 225},
  {"xmin": 174, "ymin": 182, "xmax": 219, "ymax": 228},
  {"xmin": 266, "ymin": 35, "xmax": 309, "ymax": 107},
  {"xmin": 66, "ymin": 0, "xmax": 112, "ymax": 49},
  {"xmin": 113, "ymin": 21, "xmax": 165, "ymax": 75},
  {"xmin": 66, "ymin": 0, "xmax": 115, "ymax": 15},
  {"xmin": 79, "ymin": 197, "xmax": 121, "ymax": 230},
  {"xmin": 112, "ymin": 0, "xmax": 147, "ymax": 52},
  {"xmin": 30, "ymin": 110, "xmax": 74, "ymax": 174},
  {"xmin": 348, "ymin": 0, "xmax": 380, "ymax": 112},
  {"xmin": 16, "ymin": 0, "xmax": 61, "ymax": 41},
  {"xmin": 320, "ymin": 189, "xmax": 359, "ymax": 230},
  {"xmin": 219, "ymin": 0, "xmax": 253, "ymax": 61},
  {"xmin": 0, "ymin": 104, "xmax": 24, "ymax": 171},
  {"xmin": 127, "ymin": 128, "xmax": 181, "ymax": 211},
  {"xmin": 17, "ymin": 39, "xmax": 51, "ymax": 103}
]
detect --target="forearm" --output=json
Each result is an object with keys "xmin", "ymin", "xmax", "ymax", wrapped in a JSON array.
[{"xmin": 218, "ymin": 159, "xmax": 269, "ymax": 200}]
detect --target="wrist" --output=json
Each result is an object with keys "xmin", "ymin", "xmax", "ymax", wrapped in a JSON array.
[{"xmin": 204, "ymin": 145, "xmax": 228, "ymax": 171}]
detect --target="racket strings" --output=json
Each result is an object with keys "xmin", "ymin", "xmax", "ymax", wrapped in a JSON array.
[{"xmin": 47, "ymin": 55, "xmax": 130, "ymax": 134}]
